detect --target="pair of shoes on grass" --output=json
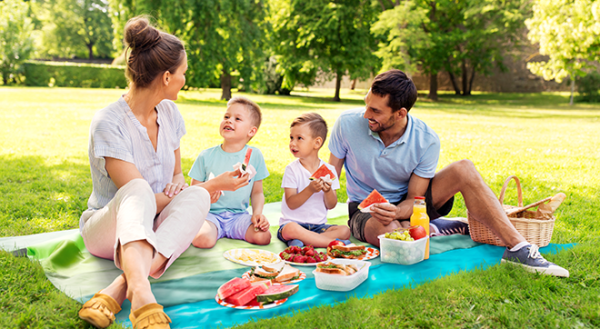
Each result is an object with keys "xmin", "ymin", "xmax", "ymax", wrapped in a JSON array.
[
  {"xmin": 79, "ymin": 292, "xmax": 171, "ymax": 329},
  {"xmin": 429, "ymin": 219, "xmax": 569, "ymax": 278}
]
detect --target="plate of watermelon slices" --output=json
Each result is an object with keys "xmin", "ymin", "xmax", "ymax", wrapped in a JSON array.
[{"xmin": 216, "ymin": 277, "xmax": 299, "ymax": 310}]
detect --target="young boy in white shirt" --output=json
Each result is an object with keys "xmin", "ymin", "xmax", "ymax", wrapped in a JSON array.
[
  {"xmin": 277, "ymin": 113, "xmax": 351, "ymax": 248},
  {"xmin": 188, "ymin": 97, "xmax": 271, "ymax": 248}
]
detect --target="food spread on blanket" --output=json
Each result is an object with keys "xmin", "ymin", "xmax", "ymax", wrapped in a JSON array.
[
  {"xmin": 223, "ymin": 249, "xmax": 281, "ymax": 267},
  {"xmin": 279, "ymin": 245, "xmax": 328, "ymax": 264},
  {"xmin": 216, "ymin": 277, "xmax": 299, "ymax": 308},
  {"xmin": 244, "ymin": 262, "xmax": 306, "ymax": 284}
]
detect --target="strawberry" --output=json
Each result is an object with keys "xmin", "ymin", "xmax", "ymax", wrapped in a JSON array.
[
  {"xmin": 305, "ymin": 249, "xmax": 315, "ymax": 257},
  {"xmin": 292, "ymin": 255, "xmax": 304, "ymax": 263},
  {"xmin": 306, "ymin": 256, "xmax": 317, "ymax": 263}
]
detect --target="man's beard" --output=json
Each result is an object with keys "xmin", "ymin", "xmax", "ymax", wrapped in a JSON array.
[{"xmin": 368, "ymin": 116, "xmax": 395, "ymax": 133}]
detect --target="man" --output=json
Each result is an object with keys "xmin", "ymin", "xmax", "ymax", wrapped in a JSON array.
[{"xmin": 328, "ymin": 69, "xmax": 568, "ymax": 277}]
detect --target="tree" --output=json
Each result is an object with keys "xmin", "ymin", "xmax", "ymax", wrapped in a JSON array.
[
  {"xmin": 373, "ymin": 0, "xmax": 528, "ymax": 100},
  {"xmin": 109, "ymin": 0, "xmax": 269, "ymax": 100},
  {"xmin": 34, "ymin": 0, "xmax": 114, "ymax": 60},
  {"xmin": 526, "ymin": 0, "xmax": 600, "ymax": 105},
  {"xmin": 0, "ymin": 0, "xmax": 34, "ymax": 85},
  {"xmin": 272, "ymin": 0, "xmax": 380, "ymax": 101}
]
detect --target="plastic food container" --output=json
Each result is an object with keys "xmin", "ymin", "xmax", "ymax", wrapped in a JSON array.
[
  {"xmin": 378, "ymin": 234, "xmax": 428, "ymax": 265},
  {"xmin": 312, "ymin": 259, "xmax": 370, "ymax": 292}
]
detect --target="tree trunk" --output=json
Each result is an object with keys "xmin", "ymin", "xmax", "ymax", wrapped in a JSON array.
[
  {"xmin": 570, "ymin": 77, "xmax": 575, "ymax": 106},
  {"xmin": 350, "ymin": 78, "xmax": 357, "ymax": 90},
  {"xmin": 220, "ymin": 71, "xmax": 232, "ymax": 101},
  {"xmin": 333, "ymin": 72, "xmax": 342, "ymax": 102},
  {"xmin": 447, "ymin": 71, "xmax": 461, "ymax": 95},
  {"xmin": 428, "ymin": 72, "xmax": 438, "ymax": 101},
  {"xmin": 461, "ymin": 59, "xmax": 468, "ymax": 96},
  {"xmin": 467, "ymin": 66, "xmax": 476, "ymax": 95},
  {"xmin": 2, "ymin": 73, "xmax": 7, "ymax": 86},
  {"xmin": 87, "ymin": 43, "xmax": 94, "ymax": 60}
]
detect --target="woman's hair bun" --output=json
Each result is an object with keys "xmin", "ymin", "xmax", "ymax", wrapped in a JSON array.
[
  {"xmin": 124, "ymin": 17, "xmax": 162, "ymax": 53},
  {"xmin": 123, "ymin": 16, "xmax": 185, "ymax": 88}
]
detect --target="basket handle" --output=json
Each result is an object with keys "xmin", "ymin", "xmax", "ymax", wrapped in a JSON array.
[{"xmin": 498, "ymin": 175, "xmax": 523, "ymax": 207}]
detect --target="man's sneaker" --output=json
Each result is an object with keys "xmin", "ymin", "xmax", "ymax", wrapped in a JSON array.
[
  {"xmin": 501, "ymin": 244, "xmax": 569, "ymax": 277},
  {"xmin": 430, "ymin": 218, "xmax": 470, "ymax": 236}
]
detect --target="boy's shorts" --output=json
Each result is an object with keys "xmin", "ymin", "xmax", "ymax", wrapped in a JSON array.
[
  {"xmin": 277, "ymin": 222, "xmax": 335, "ymax": 244},
  {"xmin": 206, "ymin": 211, "xmax": 253, "ymax": 240}
]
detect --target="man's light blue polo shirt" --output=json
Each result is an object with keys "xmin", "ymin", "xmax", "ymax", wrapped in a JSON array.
[{"xmin": 328, "ymin": 108, "xmax": 440, "ymax": 203}]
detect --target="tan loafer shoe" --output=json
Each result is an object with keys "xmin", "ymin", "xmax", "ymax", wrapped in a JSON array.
[{"xmin": 78, "ymin": 292, "xmax": 122, "ymax": 328}]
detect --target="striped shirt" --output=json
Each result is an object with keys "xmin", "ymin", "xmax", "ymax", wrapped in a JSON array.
[{"xmin": 84, "ymin": 96, "xmax": 186, "ymax": 215}]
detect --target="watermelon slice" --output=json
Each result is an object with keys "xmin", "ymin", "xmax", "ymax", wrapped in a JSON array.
[
  {"xmin": 358, "ymin": 189, "xmax": 388, "ymax": 209},
  {"xmin": 217, "ymin": 277, "xmax": 251, "ymax": 300},
  {"xmin": 242, "ymin": 148, "xmax": 252, "ymax": 171},
  {"xmin": 256, "ymin": 284, "xmax": 299, "ymax": 304},
  {"xmin": 225, "ymin": 281, "xmax": 269, "ymax": 306},
  {"xmin": 309, "ymin": 164, "xmax": 335, "ymax": 181}
]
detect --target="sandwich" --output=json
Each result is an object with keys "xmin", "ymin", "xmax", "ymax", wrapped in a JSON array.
[
  {"xmin": 327, "ymin": 243, "xmax": 367, "ymax": 259},
  {"xmin": 315, "ymin": 262, "xmax": 360, "ymax": 276},
  {"xmin": 249, "ymin": 262, "xmax": 300, "ymax": 283}
]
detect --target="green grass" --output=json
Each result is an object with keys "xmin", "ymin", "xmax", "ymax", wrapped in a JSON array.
[{"xmin": 1, "ymin": 86, "xmax": 599, "ymax": 328}]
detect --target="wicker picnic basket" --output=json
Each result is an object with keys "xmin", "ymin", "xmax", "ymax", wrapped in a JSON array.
[{"xmin": 467, "ymin": 175, "xmax": 555, "ymax": 247}]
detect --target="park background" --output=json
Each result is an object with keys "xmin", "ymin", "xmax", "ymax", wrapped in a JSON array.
[{"xmin": 1, "ymin": 0, "xmax": 600, "ymax": 328}]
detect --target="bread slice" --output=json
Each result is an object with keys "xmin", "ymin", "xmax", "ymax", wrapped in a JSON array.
[
  {"xmin": 252, "ymin": 267, "xmax": 279, "ymax": 279},
  {"xmin": 316, "ymin": 267, "xmax": 347, "ymax": 275},
  {"xmin": 274, "ymin": 264, "xmax": 300, "ymax": 283},
  {"xmin": 328, "ymin": 244, "xmax": 367, "ymax": 259},
  {"xmin": 262, "ymin": 261, "xmax": 285, "ymax": 273}
]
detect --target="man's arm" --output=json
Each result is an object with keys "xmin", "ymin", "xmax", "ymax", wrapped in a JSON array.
[
  {"xmin": 328, "ymin": 153, "xmax": 345, "ymax": 179},
  {"xmin": 370, "ymin": 173, "xmax": 430, "ymax": 225}
]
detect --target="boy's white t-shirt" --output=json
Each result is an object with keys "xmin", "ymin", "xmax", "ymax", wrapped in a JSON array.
[{"xmin": 279, "ymin": 159, "xmax": 340, "ymax": 226}]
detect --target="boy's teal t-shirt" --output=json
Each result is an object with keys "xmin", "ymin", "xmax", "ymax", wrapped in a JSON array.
[{"xmin": 188, "ymin": 145, "xmax": 269, "ymax": 213}]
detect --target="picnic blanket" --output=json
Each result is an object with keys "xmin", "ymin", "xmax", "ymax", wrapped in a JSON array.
[{"xmin": 0, "ymin": 202, "xmax": 574, "ymax": 328}]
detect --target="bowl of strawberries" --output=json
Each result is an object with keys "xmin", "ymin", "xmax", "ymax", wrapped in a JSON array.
[{"xmin": 279, "ymin": 246, "xmax": 329, "ymax": 266}]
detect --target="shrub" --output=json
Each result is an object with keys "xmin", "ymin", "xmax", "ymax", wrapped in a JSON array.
[
  {"xmin": 576, "ymin": 71, "xmax": 600, "ymax": 103},
  {"xmin": 23, "ymin": 60, "xmax": 128, "ymax": 88}
]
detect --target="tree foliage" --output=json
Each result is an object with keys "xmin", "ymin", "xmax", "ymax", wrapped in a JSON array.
[
  {"xmin": 526, "ymin": 0, "xmax": 600, "ymax": 104},
  {"xmin": 373, "ymin": 0, "xmax": 528, "ymax": 99},
  {"xmin": 34, "ymin": 0, "xmax": 114, "ymax": 60},
  {"xmin": 109, "ymin": 0, "xmax": 269, "ymax": 100},
  {"xmin": 272, "ymin": 0, "xmax": 380, "ymax": 101},
  {"xmin": 0, "ymin": 0, "xmax": 35, "ymax": 85}
]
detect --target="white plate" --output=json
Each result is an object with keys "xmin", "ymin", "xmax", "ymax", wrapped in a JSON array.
[
  {"xmin": 223, "ymin": 249, "xmax": 281, "ymax": 267},
  {"xmin": 242, "ymin": 270, "xmax": 306, "ymax": 284},
  {"xmin": 215, "ymin": 294, "xmax": 288, "ymax": 310}
]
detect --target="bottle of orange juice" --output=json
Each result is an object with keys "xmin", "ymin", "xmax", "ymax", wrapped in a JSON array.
[{"xmin": 410, "ymin": 196, "xmax": 429, "ymax": 259}]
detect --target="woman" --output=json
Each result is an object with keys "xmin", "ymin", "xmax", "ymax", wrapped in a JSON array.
[{"xmin": 77, "ymin": 17, "xmax": 249, "ymax": 329}]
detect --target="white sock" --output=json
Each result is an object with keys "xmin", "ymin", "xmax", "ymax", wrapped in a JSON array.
[
  {"xmin": 429, "ymin": 224, "xmax": 439, "ymax": 234},
  {"xmin": 510, "ymin": 241, "xmax": 529, "ymax": 252}
]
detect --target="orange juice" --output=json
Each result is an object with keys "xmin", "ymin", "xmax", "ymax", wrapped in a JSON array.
[{"xmin": 410, "ymin": 196, "xmax": 429, "ymax": 259}]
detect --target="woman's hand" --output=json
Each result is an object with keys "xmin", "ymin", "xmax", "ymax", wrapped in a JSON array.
[
  {"xmin": 209, "ymin": 190, "xmax": 222, "ymax": 204},
  {"xmin": 163, "ymin": 181, "xmax": 188, "ymax": 198}
]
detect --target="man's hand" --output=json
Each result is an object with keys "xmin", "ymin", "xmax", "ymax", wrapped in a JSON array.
[
  {"xmin": 370, "ymin": 202, "xmax": 413, "ymax": 227},
  {"xmin": 251, "ymin": 214, "xmax": 269, "ymax": 231}
]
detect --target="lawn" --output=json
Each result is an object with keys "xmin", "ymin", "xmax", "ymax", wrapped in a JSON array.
[{"xmin": 0, "ymin": 86, "xmax": 599, "ymax": 328}]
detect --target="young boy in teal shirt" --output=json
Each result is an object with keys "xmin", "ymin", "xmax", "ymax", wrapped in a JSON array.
[{"xmin": 189, "ymin": 97, "xmax": 270, "ymax": 248}]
